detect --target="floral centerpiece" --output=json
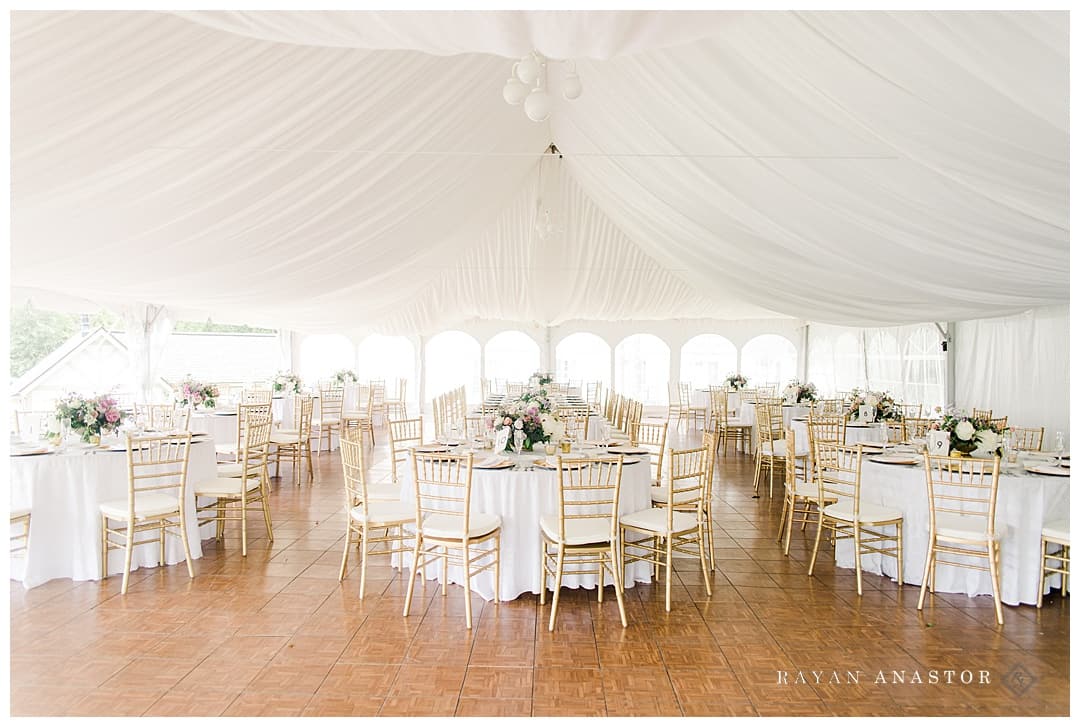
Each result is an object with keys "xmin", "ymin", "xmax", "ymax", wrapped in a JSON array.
[
  {"xmin": 272, "ymin": 371, "xmax": 303, "ymax": 394},
  {"xmin": 930, "ymin": 409, "xmax": 1004, "ymax": 457},
  {"xmin": 529, "ymin": 372, "xmax": 553, "ymax": 386},
  {"xmin": 517, "ymin": 385, "xmax": 553, "ymax": 413},
  {"xmin": 782, "ymin": 380, "xmax": 818, "ymax": 404},
  {"xmin": 331, "ymin": 369, "xmax": 358, "ymax": 386},
  {"xmin": 724, "ymin": 373, "xmax": 748, "ymax": 391},
  {"xmin": 174, "ymin": 376, "xmax": 219, "ymax": 409},
  {"xmin": 494, "ymin": 393, "xmax": 562, "ymax": 451},
  {"xmin": 845, "ymin": 389, "xmax": 900, "ymax": 422},
  {"xmin": 55, "ymin": 393, "xmax": 123, "ymax": 442}
]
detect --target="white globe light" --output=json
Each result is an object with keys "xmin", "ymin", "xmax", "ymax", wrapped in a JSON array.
[
  {"xmin": 516, "ymin": 55, "xmax": 540, "ymax": 85},
  {"xmin": 502, "ymin": 77, "xmax": 527, "ymax": 105},
  {"xmin": 562, "ymin": 74, "xmax": 583, "ymax": 100},
  {"xmin": 524, "ymin": 88, "xmax": 551, "ymax": 122}
]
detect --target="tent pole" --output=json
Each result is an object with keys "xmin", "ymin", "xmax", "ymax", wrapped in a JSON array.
[{"xmin": 945, "ymin": 322, "xmax": 956, "ymax": 409}]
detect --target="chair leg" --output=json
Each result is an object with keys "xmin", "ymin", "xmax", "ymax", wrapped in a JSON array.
[
  {"xmin": 121, "ymin": 522, "xmax": 135, "ymax": 595},
  {"xmin": 463, "ymin": 543, "xmax": 474, "ymax": 629},
  {"xmin": 988, "ymin": 540, "xmax": 1004, "ymax": 625},
  {"xmin": 853, "ymin": 527, "xmax": 863, "ymax": 596},
  {"xmin": 918, "ymin": 539, "xmax": 934, "ymax": 611},
  {"xmin": 807, "ymin": 513, "xmax": 825, "ymax": 576},
  {"xmin": 178, "ymin": 513, "xmax": 195, "ymax": 579},
  {"xmin": 339, "ymin": 523, "xmax": 352, "ymax": 581},
  {"xmin": 664, "ymin": 537, "xmax": 674, "ymax": 612},
  {"xmin": 895, "ymin": 522, "xmax": 903, "ymax": 587},
  {"xmin": 610, "ymin": 543, "xmax": 628, "ymax": 627},
  {"xmin": 359, "ymin": 526, "xmax": 369, "ymax": 599},
  {"xmin": 548, "ymin": 545, "xmax": 565, "ymax": 631},
  {"xmin": 101, "ymin": 515, "xmax": 109, "ymax": 580},
  {"xmin": 539, "ymin": 539, "xmax": 547, "ymax": 606},
  {"xmin": 403, "ymin": 537, "xmax": 422, "ymax": 618},
  {"xmin": 261, "ymin": 483, "xmax": 274, "ymax": 542},
  {"xmin": 697, "ymin": 524, "xmax": 712, "ymax": 596}
]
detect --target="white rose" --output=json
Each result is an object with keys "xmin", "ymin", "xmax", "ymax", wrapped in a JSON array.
[
  {"xmin": 514, "ymin": 419, "xmax": 524, "ymax": 430},
  {"xmin": 866, "ymin": 394, "xmax": 880, "ymax": 408},
  {"xmin": 954, "ymin": 420, "xmax": 976, "ymax": 441},
  {"xmin": 976, "ymin": 430, "xmax": 1000, "ymax": 451}
]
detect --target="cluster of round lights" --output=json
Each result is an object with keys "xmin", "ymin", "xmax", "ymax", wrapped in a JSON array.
[{"xmin": 502, "ymin": 52, "xmax": 582, "ymax": 122}]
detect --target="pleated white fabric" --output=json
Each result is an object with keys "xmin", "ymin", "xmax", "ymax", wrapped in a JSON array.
[{"xmin": 9, "ymin": 10, "xmax": 1068, "ymax": 334}]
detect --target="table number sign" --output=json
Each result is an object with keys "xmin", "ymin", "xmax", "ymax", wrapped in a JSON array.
[
  {"xmin": 494, "ymin": 428, "xmax": 509, "ymax": 452},
  {"xmin": 858, "ymin": 404, "xmax": 875, "ymax": 424},
  {"xmin": 927, "ymin": 430, "xmax": 950, "ymax": 456}
]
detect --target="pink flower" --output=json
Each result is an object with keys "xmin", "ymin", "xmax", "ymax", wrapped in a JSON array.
[
  {"xmin": 503, "ymin": 417, "xmax": 512, "ymax": 426},
  {"xmin": 106, "ymin": 409, "xmax": 120, "ymax": 423}
]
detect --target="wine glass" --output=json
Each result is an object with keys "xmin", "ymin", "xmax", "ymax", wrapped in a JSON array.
[
  {"xmin": 513, "ymin": 430, "xmax": 525, "ymax": 456},
  {"xmin": 1054, "ymin": 431, "xmax": 1065, "ymax": 467}
]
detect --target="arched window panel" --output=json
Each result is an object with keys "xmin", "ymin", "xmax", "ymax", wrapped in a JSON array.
[
  {"xmin": 555, "ymin": 332, "xmax": 611, "ymax": 390},
  {"xmin": 741, "ymin": 334, "xmax": 797, "ymax": 388},
  {"xmin": 484, "ymin": 331, "xmax": 541, "ymax": 385},
  {"xmin": 425, "ymin": 331, "xmax": 481, "ymax": 404},
  {"xmin": 298, "ymin": 334, "xmax": 354, "ymax": 386},
  {"xmin": 807, "ymin": 326, "xmax": 864, "ymax": 397},
  {"xmin": 357, "ymin": 334, "xmax": 416, "ymax": 405},
  {"xmin": 614, "ymin": 334, "xmax": 670, "ymax": 405},
  {"xmin": 865, "ymin": 330, "xmax": 903, "ymax": 395},
  {"xmin": 680, "ymin": 334, "xmax": 737, "ymax": 389},
  {"xmin": 901, "ymin": 325, "xmax": 946, "ymax": 411}
]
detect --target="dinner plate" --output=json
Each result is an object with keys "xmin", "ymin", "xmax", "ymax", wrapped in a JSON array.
[
  {"xmin": 10, "ymin": 446, "xmax": 52, "ymax": 456},
  {"xmin": 607, "ymin": 446, "xmax": 649, "ymax": 455},
  {"xmin": 434, "ymin": 440, "xmax": 463, "ymax": 447},
  {"xmin": 212, "ymin": 411, "xmax": 238, "ymax": 416},
  {"xmin": 620, "ymin": 457, "xmax": 642, "ymax": 466},
  {"xmin": 473, "ymin": 457, "xmax": 513, "ymax": 469},
  {"xmin": 415, "ymin": 444, "xmax": 452, "ymax": 453},
  {"xmin": 586, "ymin": 440, "xmax": 623, "ymax": 447},
  {"xmin": 533, "ymin": 459, "xmax": 587, "ymax": 470},
  {"xmin": 1025, "ymin": 465, "xmax": 1071, "ymax": 477},
  {"xmin": 868, "ymin": 454, "xmax": 921, "ymax": 465}
]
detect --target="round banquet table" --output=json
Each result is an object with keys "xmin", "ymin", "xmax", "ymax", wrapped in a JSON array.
[
  {"xmin": 834, "ymin": 452, "xmax": 1070, "ymax": 606},
  {"xmin": 190, "ymin": 410, "xmax": 239, "ymax": 446},
  {"xmin": 9, "ymin": 437, "xmax": 218, "ymax": 589},
  {"xmin": 396, "ymin": 452, "xmax": 654, "ymax": 601}
]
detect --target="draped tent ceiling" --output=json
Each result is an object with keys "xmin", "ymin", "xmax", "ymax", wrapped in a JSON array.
[{"xmin": 10, "ymin": 10, "xmax": 1069, "ymax": 337}]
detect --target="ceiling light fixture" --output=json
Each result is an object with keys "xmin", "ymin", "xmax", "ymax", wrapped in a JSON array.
[{"xmin": 504, "ymin": 52, "xmax": 582, "ymax": 122}]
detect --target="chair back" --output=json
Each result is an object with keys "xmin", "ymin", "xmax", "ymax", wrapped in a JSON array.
[
  {"xmin": 923, "ymin": 454, "xmax": 1001, "ymax": 541},
  {"xmin": 240, "ymin": 415, "xmax": 273, "ymax": 484},
  {"xmin": 663, "ymin": 447, "xmax": 708, "ymax": 526},
  {"xmin": 707, "ymin": 388, "xmax": 726, "ymax": 431},
  {"xmin": 903, "ymin": 417, "xmax": 934, "ymax": 441},
  {"xmin": 553, "ymin": 456, "xmax": 624, "ymax": 544},
  {"xmin": 897, "ymin": 402, "xmax": 923, "ymax": 419},
  {"xmin": 989, "ymin": 416, "xmax": 1008, "ymax": 432},
  {"xmin": 237, "ymin": 402, "xmax": 272, "ymax": 444},
  {"xmin": 1011, "ymin": 426, "xmax": 1045, "ymax": 452},
  {"xmin": 784, "ymin": 428, "xmax": 799, "ymax": 493},
  {"xmin": 292, "ymin": 396, "xmax": 315, "ymax": 439},
  {"xmin": 242, "ymin": 389, "xmax": 273, "ymax": 405},
  {"xmin": 389, "ymin": 418, "xmax": 424, "ymax": 476},
  {"xmin": 629, "ymin": 419, "xmax": 668, "ymax": 483},
  {"xmin": 410, "ymin": 451, "xmax": 476, "ymax": 539},
  {"xmin": 124, "ymin": 432, "xmax": 192, "ymax": 517},
  {"xmin": 813, "ymin": 442, "xmax": 864, "ymax": 521},
  {"xmin": 340, "ymin": 427, "xmax": 372, "ymax": 515},
  {"xmin": 701, "ymin": 430, "xmax": 718, "ymax": 504},
  {"xmin": 806, "ymin": 410, "xmax": 844, "ymax": 476},
  {"xmin": 972, "ymin": 408, "xmax": 992, "ymax": 420},
  {"xmin": 319, "ymin": 387, "xmax": 345, "ymax": 420}
]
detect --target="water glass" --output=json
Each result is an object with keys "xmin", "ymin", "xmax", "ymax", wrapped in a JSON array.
[
  {"xmin": 1054, "ymin": 431, "xmax": 1065, "ymax": 466},
  {"xmin": 513, "ymin": 430, "xmax": 525, "ymax": 456}
]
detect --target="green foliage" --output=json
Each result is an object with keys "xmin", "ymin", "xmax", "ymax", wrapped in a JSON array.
[
  {"xmin": 174, "ymin": 320, "xmax": 273, "ymax": 334},
  {"xmin": 9, "ymin": 304, "xmax": 77, "ymax": 378}
]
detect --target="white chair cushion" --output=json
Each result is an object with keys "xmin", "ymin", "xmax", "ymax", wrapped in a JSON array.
[
  {"xmin": 366, "ymin": 483, "xmax": 404, "ymax": 501},
  {"xmin": 194, "ymin": 476, "xmax": 261, "ymax": 498},
  {"xmin": 214, "ymin": 443, "xmax": 239, "ymax": 456},
  {"xmin": 619, "ymin": 507, "xmax": 699, "ymax": 536},
  {"xmin": 350, "ymin": 501, "xmax": 415, "ymax": 527},
  {"xmin": 788, "ymin": 478, "xmax": 821, "ymax": 500},
  {"xmin": 539, "ymin": 514, "xmax": 613, "ymax": 546},
  {"xmin": 932, "ymin": 512, "xmax": 1002, "ymax": 541},
  {"xmin": 649, "ymin": 486, "xmax": 698, "ymax": 505},
  {"xmin": 100, "ymin": 493, "xmax": 179, "ymax": 521},
  {"xmin": 270, "ymin": 432, "xmax": 305, "ymax": 445},
  {"xmin": 419, "ymin": 512, "xmax": 501, "ymax": 540},
  {"xmin": 822, "ymin": 501, "xmax": 902, "ymax": 525},
  {"xmin": 1043, "ymin": 520, "xmax": 1070, "ymax": 542},
  {"xmin": 761, "ymin": 439, "xmax": 809, "ymax": 457},
  {"xmin": 216, "ymin": 462, "xmax": 243, "ymax": 477},
  {"xmin": 312, "ymin": 418, "xmax": 341, "ymax": 427}
]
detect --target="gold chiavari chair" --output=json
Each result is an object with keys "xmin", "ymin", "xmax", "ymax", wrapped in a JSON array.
[
  {"xmin": 312, "ymin": 386, "xmax": 345, "ymax": 452},
  {"xmin": 339, "ymin": 427, "xmax": 414, "ymax": 597},
  {"xmin": 389, "ymin": 417, "xmax": 424, "ymax": 484},
  {"xmin": 808, "ymin": 442, "xmax": 904, "ymax": 596},
  {"xmin": 989, "ymin": 416, "xmax": 1008, "ymax": 432},
  {"xmin": 342, "ymin": 386, "xmax": 376, "ymax": 446},
  {"xmin": 539, "ymin": 456, "xmax": 628, "ymax": 631},
  {"xmin": 621, "ymin": 446, "xmax": 713, "ymax": 612},
  {"xmin": 972, "ymin": 408, "xmax": 993, "ymax": 420},
  {"xmin": 711, "ymin": 389, "xmax": 752, "ymax": 457},
  {"xmin": 918, "ymin": 454, "xmax": 1003, "ymax": 624},
  {"xmin": 507, "ymin": 382, "xmax": 524, "ymax": 397},
  {"xmin": 777, "ymin": 428, "xmax": 837, "ymax": 556},
  {"xmin": 667, "ymin": 382, "xmax": 686, "ymax": 430},
  {"xmin": 1011, "ymin": 426, "xmax": 1045, "ymax": 452},
  {"xmin": 896, "ymin": 402, "xmax": 922, "ymax": 420},
  {"xmin": 680, "ymin": 383, "xmax": 707, "ymax": 431},
  {"xmin": 385, "ymin": 378, "xmax": 408, "ymax": 420},
  {"xmin": 10, "ymin": 508, "xmax": 31, "ymax": 554},
  {"xmin": 216, "ymin": 402, "xmax": 271, "ymax": 464},
  {"xmin": 903, "ymin": 417, "xmax": 935, "ymax": 442},
  {"xmin": 242, "ymin": 388, "xmax": 273, "ymax": 405},
  {"xmin": 1037, "ymin": 521, "xmax": 1069, "ymax": 608},
  {"xmin": 603, "ymin": 389, "xmax": 615, "ymax": 421},
  {"xmin": 752, "ymin": 401, "xmax": 794, "ymax": 498},
  {"xmin": 137, "ymin": 403, "xmax": 185, "ymax": 432},
  {"xmin": 631, "ymin": 419, "xmax": 668, "ymax": 486},
  {"xmin": 586, "ymin": 381, "xmax": 603, "ymax": 413},
  {"xmin": 818, "ymin": 398, "xmax": 846, "ymax": 417},
  {"xmin": 100, "ymin": 432, "xmax": 195, "ymax": 594},
  {"xmin": 403, "ymin": 451, "xmax": 502, "ymax": 629},
  {"xmin": 270, "ymin": 395, "xmax": 314, "ymax": 486},
  {"xmin": 368, "ymin": 380, "xmax": 388, "ymax": 425},
  {"xmin": 625, "ymin": 400, "xmax": 644, "ymax": 435},
  {"xmin": 652, "ymin": 430, "xmax": 719, "ymax": 571},
  {"xmin": 194, "ymin": 415, "xmax": 274, "ymax": 557}
]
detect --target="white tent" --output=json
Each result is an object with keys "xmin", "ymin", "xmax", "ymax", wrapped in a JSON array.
[{"xmin": 7, "ymin": 10, "xmax": 1070, "ymax": 433}]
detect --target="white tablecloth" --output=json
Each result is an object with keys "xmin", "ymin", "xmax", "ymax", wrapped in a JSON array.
[
  {"xmin": 834, "ymin": 455, "xmax": 1070, "ymax": 605},
  {"xmin": 397, "ymin": 454, "xmax": 654, "ymax": 601},
  {"xmin": 9, "ymin": 438, "xmax": 218, "ymax": 588},
  {"xmin": 693, "ymin": 390, "xmax": 746, "ymax": 423},
  {"xmin": 190, "ymin": 411, "xmax": 239, "ymax": 446}
]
